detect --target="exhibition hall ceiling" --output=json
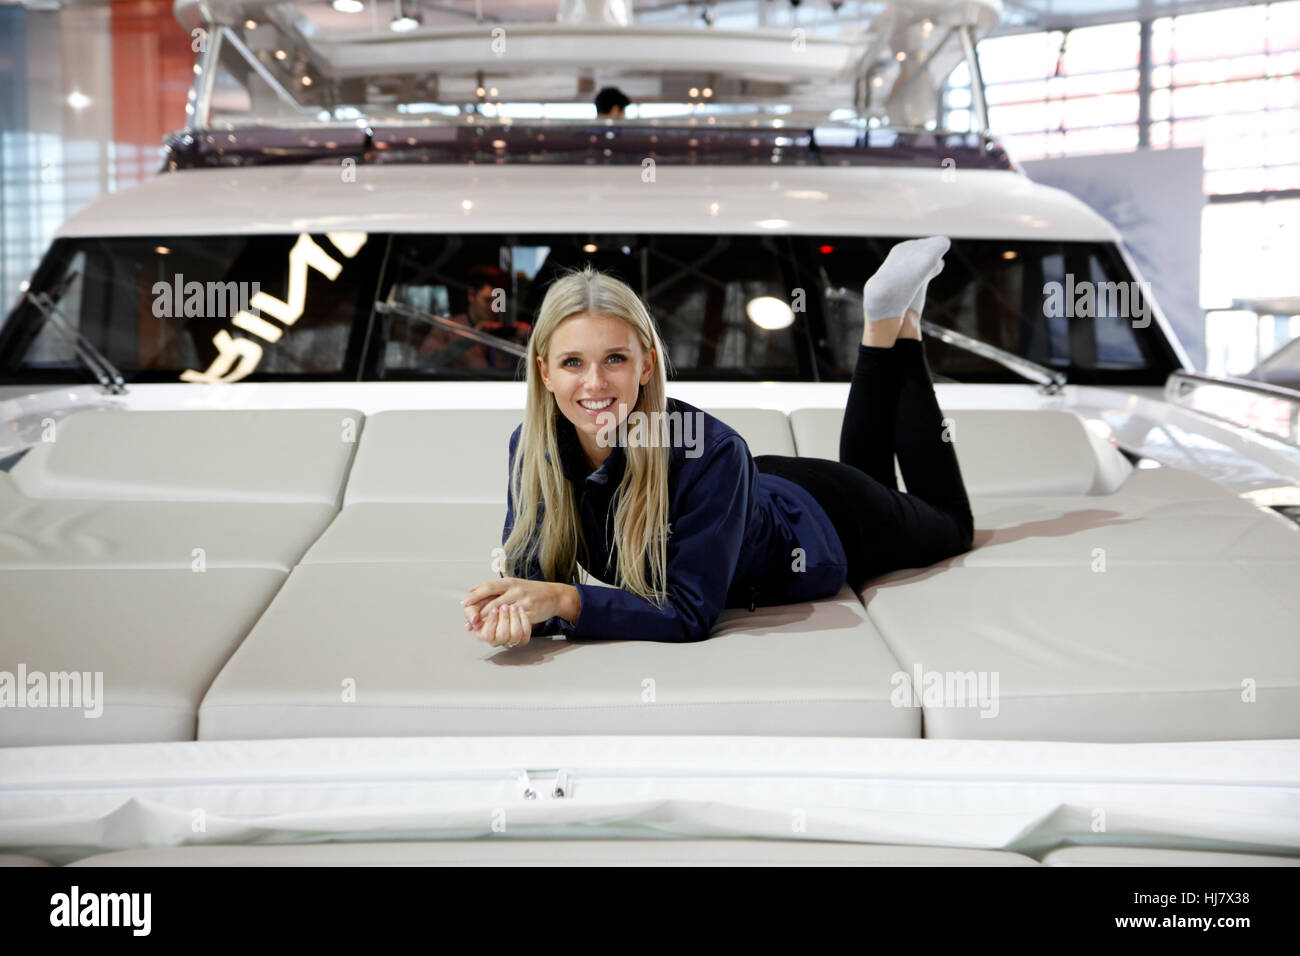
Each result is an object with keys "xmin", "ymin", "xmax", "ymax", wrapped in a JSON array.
[{"xmin": 20, "ymin": 0, "xmax": 1270, "ymax": 34}]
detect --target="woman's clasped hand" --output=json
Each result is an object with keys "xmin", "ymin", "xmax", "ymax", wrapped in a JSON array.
[{"xmin": 461, "ymin": 577, "xmax": 565, "ymax": 649}]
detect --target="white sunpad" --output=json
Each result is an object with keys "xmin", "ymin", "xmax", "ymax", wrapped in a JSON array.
[
  {"xmin": 10, "ymin": 408, "xmax": 362, "ymax": 503},
  {"xmin": 0, "ymin": 497, "xmax": 335, "ymax": 571},
  {"xmin": 790, "ymin": 407, "xmax": 1131, "ymax": 496},
  {"xmin": 196, "ymin": 561, "xmax": 918, "ymax": 740},
  {"xmin": 0, "ymin": 567, "xmax": 287, "ymax": 746},
  {"xmin": 301, "ymin": 502, "xmax": 504, "ymax": 565},
  {"xmin": 340, "ymin": 406, "xmax": 797, "ymax": 507},
  {"xmin": 860, "ymin": 560, "xmax": 1300, "ymax": 742}
]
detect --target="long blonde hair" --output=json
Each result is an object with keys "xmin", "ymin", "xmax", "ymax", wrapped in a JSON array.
[{"xmin": 503, "ymin": 263, "xmax": 673, "ymax": 607}]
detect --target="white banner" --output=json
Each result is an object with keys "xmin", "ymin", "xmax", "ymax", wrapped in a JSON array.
[{"xmin": 1023, "ymin": 147, "xmax": 1206, "ymax": 369}]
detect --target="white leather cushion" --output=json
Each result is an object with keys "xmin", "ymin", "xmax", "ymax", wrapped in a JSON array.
[
  {"xmin": 197, "ymin": 561, "xmax": 918, "ymax": 740},
  {"xmin": 701, "ymin": 408, "xmax": 797, "ymax": 456},
  {"xmin": 790, "ymin": 408, "xmax": 1127, "ymax": 496},
  {"xmin": 67, "ymin": 840, "xmax": 1037, "ymax": 866},
  {"xmin": 0, "ymin": 497, "xmax": 335, "ymax": 571},
  {"xmin": 965, "ymin": 491, "xmax": 1300, "ymax": 567},
  {"xmin": 343, "ymin": 410, "xmax": 524, "ymax": 505},
  {"xmin": 302, "ymin": 503, "xmax": 503, "ymax": 565},
  {"xmin": 1109, "ymin": 465, "xmax": 1242, "ymax": 501},
  {"xmin": 9, "ymin": 409, "xmax": 363, "ymax": 503},
  {"xmin": 343, "ymin": 407, "xmax": 796, "ymax": 506},
  {"xmin": 0, "ymin": 568, "xmax": 286, "ymax": 746},
  {"xmin": 861, "ymin": 561, "xmax": 1300, "ymax": 742},
  {"xmin": 1042, "ymin": 846, "xmax": 1300, "ymax": 866}
]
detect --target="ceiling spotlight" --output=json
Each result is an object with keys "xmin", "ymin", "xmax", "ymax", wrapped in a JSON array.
[
  {"xmin": 746, "ymin": 296, "xmax": 795, "ymax": 330},
  {"xmin": 391, "ymin": 1, "xmax": 422, "ymax": 33},
  {"xmin": 332, "ymin": 0, "xmax": 365, "ymax": 12}
]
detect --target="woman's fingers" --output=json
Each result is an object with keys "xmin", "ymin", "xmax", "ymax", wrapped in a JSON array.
[
  {"xmin": 472, "ymin": 604, "xmax": 502, "ymax": 644},
  {"xmin": 509, "ymin": 604, "xmax": 530, "ymax": 649},
  {"xmin": 462, "ymin": 579, "xmax": 505, "ymax": 610},
  {"xmin": 491, "ymin": 604, "xmax": 514, "ymax": 648},
  {"xmin": 470, "ymin": 604, "xmax": 529, "ymax": 649},
  {"xmin": 474, "ymin": 597, "xmax": 508, "ymax": 631},
  {"xmin": 464, "ymin": 598, "xmax": 491, "ymax": 630},
  {"xmin": 463, "ymin": 580, "xmax": 509, "ymax": 631}
]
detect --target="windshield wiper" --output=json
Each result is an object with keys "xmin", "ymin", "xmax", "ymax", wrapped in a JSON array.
[
  {"xmin": 23, "ymin": 273, "xmax": 128, "ymax": 394},
  {"xmin": 920, "ymin": 319, "xmax": 1067, "ymax": 394}
]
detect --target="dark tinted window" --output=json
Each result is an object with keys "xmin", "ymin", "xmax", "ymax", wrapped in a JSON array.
[
  {"xmin": 376, "ymin": 233, "xmax": 812, "ymax": 381},
  {"xmin": 804, "ymin": 237, "xmax": 1172, "ymax": 385},
  {"xmin": 0, "ymin": 233, "xmax": 382, "ymax": 383},
  {"xmin": 2, "ymin": 233, "xmax": 1179, "ymax": 386}
]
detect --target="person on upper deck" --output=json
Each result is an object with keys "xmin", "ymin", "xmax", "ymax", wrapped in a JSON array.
[
  {"xmin": 595, "ymin": 86, "xmax": 631, "ymax": 119},
  {"xmin": 461, "ymin": 244, "xmax": 974, "ymax": 647}
]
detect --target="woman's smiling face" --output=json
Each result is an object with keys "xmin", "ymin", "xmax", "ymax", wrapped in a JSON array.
[{"xmin": 538, "ymin": 312, "xmax": 656, "ymax": 465}]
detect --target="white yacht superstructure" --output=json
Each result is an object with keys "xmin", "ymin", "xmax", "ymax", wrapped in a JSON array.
[{"xmin": 1, "ymin": 0, "xmax": 1297, "ymax": 868}]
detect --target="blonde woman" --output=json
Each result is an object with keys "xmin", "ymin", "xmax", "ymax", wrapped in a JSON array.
[{"xmin": 461, "ymin": 238, "xmax": 973, "ymax": 648}]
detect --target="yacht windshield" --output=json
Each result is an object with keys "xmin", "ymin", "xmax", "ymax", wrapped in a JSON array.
[{"xmin": 0, "ymin": 233, "xmax": 1182, "ymax": 387}]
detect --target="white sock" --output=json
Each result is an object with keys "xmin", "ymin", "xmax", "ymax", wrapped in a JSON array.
[
  {"xmin": 906, "ymin": 258, "xmax": 945, "ymax": 319},
  {"xmin": 862, "ymin": 236, "xmax": 950, "ymax": 323}
]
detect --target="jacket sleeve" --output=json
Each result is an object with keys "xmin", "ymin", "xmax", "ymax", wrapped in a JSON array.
[
  {"xmin": 501, "ymin": 426, "xmax": 576, "ymax": 637},
  {"xmin": 566, "ymin": 434, "xmax": 751, "ymax": 644}
]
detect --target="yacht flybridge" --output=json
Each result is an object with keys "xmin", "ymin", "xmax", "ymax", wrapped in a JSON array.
[
  {"xmin": 1, "ymin": 0, "xmax": 1298, "ymax": 868},
  {"xmin": 171, "ymin": 0, "xmax": 1000, "ymax": 129}
]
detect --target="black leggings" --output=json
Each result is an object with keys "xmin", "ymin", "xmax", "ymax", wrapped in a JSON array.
[{"xmin": 755, "ymin": 338, "xmax": 974, "ymax": 592}]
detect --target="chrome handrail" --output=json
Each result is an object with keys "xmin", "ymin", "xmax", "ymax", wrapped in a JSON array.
[
  {"xmin": 1165, "ymin": 370, "xmax": 1300, "ymax": 447},
  {"xmin": 921, "ymin": 319, "xmax": 1068, "ymax": 394},
  {"xmin": 375, "ymin": 299, "xmax": 529, "ymax": 359}
]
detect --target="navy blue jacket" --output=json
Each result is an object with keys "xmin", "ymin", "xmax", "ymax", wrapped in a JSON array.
[{"xmin": 502, "ymin": 397, "xmax": 848, "ymax": 643}]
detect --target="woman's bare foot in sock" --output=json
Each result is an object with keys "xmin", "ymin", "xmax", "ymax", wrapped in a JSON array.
[{"xmin": 860, "ymin": 236, "xmax": 949, "ymax": 348}]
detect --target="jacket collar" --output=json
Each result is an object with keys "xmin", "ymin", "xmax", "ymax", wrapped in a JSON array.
[{"xmin": 555, "ymin": 412, "xmax": 625, "ymax": 487}]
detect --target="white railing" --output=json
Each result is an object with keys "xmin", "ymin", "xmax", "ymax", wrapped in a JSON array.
[{"xmin": 1165, "ymin": 371, "xmax": 1300, "ymax": 448}]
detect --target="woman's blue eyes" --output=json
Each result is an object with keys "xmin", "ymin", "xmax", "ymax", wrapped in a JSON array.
[{"xmin": 562, "ymin": 355, "xmax": 626, "ymax": 368}]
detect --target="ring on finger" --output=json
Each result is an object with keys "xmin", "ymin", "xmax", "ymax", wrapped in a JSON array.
[{"xmin": 506, "ymin": 604, "xmax": 521, "ymax": 648}]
